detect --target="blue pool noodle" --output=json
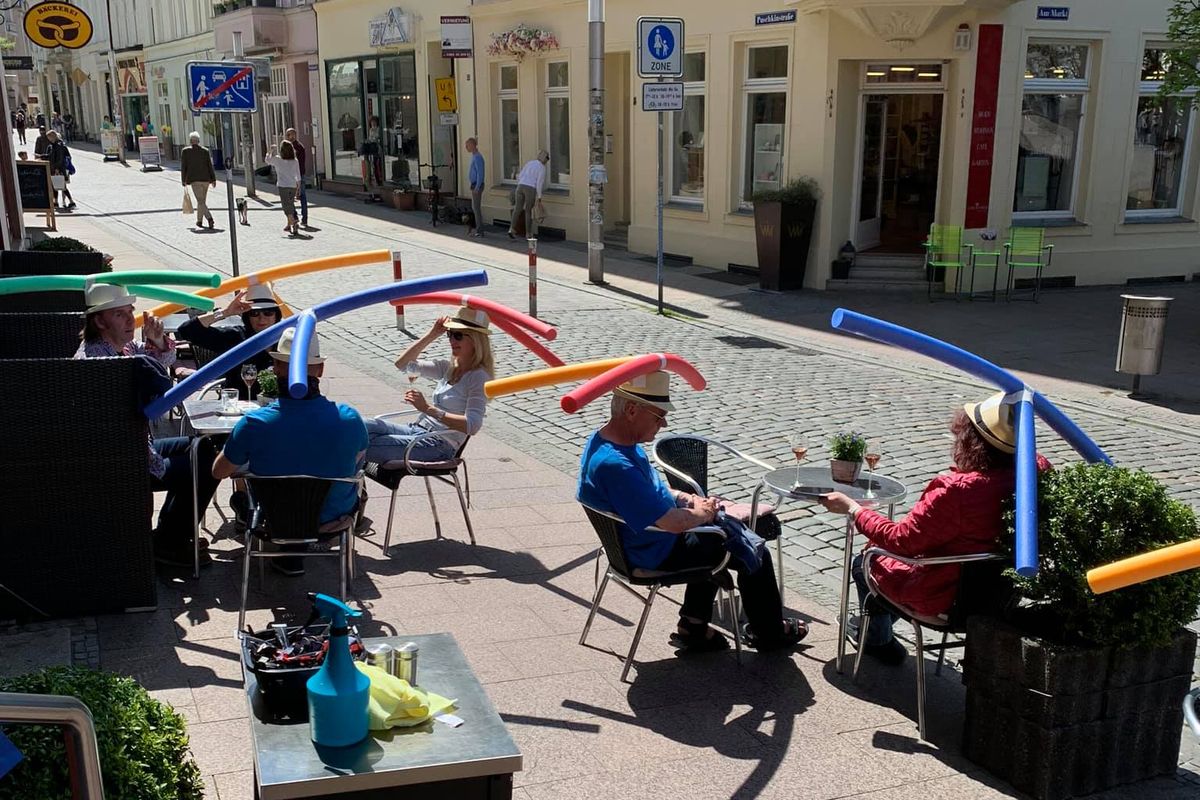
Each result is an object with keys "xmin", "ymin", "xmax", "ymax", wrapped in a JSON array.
[
  {"xmin": 1013, "ymin": 398, "xmax": 1038, "ymax": 577},
  {"xmin": 288, "ymin": 310, "xmax": 319, "ymax": 399},
  {"xmin": 144, "ymin": 270, "xmax": 489, "ymax": 418}
]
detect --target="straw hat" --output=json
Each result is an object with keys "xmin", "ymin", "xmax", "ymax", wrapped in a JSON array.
[
  {"xmin": 244, "ymin": 282, "xmax": 280, "ymax": 310},
  {"xmin": 85, "ymin": 283, "xmax": 137, "ymax": 315},
  {"xmin": 269, "ymin": 327, "xmax": 325, "ymax": 364},
  {"xmin": 963, "ymin": 392, "xmax": 1016, "ymax": 454},
  {"xmin": 443, "ymin": 306, "xmax": 491, "ymax": 335},
  {"xmin": 614, "ymin": 370, "xmax": 674, "ymax": 413}
]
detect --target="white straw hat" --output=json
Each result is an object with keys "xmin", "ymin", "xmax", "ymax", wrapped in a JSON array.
[
  {"xmin": 85, "ymin": 283, "xmax": 137, "ymax": 315},
  {"xmin": 269, "ymin": 327, "xmax": 325, "ymax": 364},
  {"xmin": 613, "ymin": 370, "xmax": 674, "ymax": 412}
]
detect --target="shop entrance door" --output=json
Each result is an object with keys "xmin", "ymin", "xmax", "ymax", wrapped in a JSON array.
[{"xmin": 854, "ymin": 92, "xmax": 943, "ymax": 253}]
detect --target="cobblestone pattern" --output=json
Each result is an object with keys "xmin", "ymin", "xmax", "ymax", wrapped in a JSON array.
[{"xmin": 0, "ymin": 617, "xmax": 100, "ymax": 669}]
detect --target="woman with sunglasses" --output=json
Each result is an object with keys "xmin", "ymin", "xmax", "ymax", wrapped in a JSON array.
[
  {"xmin": 364, "ymin": 306, "xmax": 495, "ymax": 464},
  {"xmin": 175, "ymin": 282, "xmax": 282, "ymax": 400}
]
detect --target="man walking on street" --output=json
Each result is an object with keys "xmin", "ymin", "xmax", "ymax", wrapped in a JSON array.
[
  {"xmin": 13, "ymin": 108, "xmax": 26, "ymax": 145},
  {"xmin": 181, "ymin": 131, "xmax": 216, "ymax": 229},
  {"xmin": 466, "ymin": 137, "xmax": 485, "ymax": 237},
  {"xmin": 285, "ymin": 127, "xmax": 309, "ymax": 228},
  {"xmin": 509, "ymin": 150, "xmax": 548, "ymax": 240},
  {"xmin": 33, "ymin": 126, "xmax": 49, "ymax": 160}
]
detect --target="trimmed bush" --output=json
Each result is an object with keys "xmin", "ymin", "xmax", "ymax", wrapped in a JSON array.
[{"xmin": 28, "ymin": 237, "xmax": 98, "ymax": 253}]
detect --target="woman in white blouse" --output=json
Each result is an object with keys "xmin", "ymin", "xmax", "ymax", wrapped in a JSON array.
[
  {"xmin": 364, "ymin": 306, "xmax": 494, "ymax": 464},
  {"xmin": 265, "ymin": 139, "xmax": 303, "ymax": 236}
]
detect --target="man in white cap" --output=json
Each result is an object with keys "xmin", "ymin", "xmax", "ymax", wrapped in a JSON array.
[
  {"xmin": 176, "ymin": 282, "xmax": 281, "ymax": 400},
  {"xmin": 213, "ymin": 327, "xmax": 367, "ymax": 576},
  {"xmin": 577, "ymin": 371, "xmax": 808, "ymax": 653},
  {"xmin": 74, "ymin": 283, "xmax": 220, "ymax": 568},
  {"xmin": 180, "ymin": 130, "xmax": 217, "ymax": 229}
]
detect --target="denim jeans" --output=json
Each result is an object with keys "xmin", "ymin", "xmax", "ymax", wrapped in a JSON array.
[
  {"xmin": 150, "ymin": 436, "xmax": 219, "ymax": 546},
  {"xmin": 298, "ymin": 182, "xmax": 308, "ymax": 224},
  {"xmin": 852, "ymin": 552, "xmax": 897, "ymax": 646},
  {"xmin": 364, "ymin": 418, "xmax": 456, "ymax": 464}
]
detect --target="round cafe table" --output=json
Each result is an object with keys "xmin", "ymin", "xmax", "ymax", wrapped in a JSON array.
[{"xmin": 748, "ymin": 466, "xmax": 907, "ymax": 673}]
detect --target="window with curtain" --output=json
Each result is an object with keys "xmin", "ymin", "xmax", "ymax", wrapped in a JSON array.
[
  {"xmin": 546, "ymin": 61, "xmax": 570, "ymax": 187},
  {"xmin": 740, "ymin": 44, "xmax": 788, "ymax": 206},
  {"xmin": 498, "ymin": 64, "xmax": 519, "ymax": 182},
  {"xmin": 667, "ymin": 53, "xmax": 706, "ymax": 206},
  {"xmin": 1014, "ymin": 42, "xmax": 1090, "ymax": 216},
  {"xmin": 1126, "ymin": 47, "xmax": 1194, "ymax": 216}
]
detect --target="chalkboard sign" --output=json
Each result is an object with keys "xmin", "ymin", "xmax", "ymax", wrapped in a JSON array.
[{"xmin": 16, "ymin": 160, "xmax": 52, "ymax": 211}]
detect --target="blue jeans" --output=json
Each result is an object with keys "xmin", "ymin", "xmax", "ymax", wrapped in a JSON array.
[
  {"xmin": 852, "ymin": 552, "xmax": 896, "ymax": 646},
  {"xmin": 364, "ymin": 418, "xmax": 456, "ymax": 464},
  {"xmin": 298, "ymin": 182, "xmax": 308, "ymax": 224},
  {"xmin": 150, "ymin": 436, "xmax": 219, "ymax": 546}
]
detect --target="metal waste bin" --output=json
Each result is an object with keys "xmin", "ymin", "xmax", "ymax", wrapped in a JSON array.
[{"xmin": 1116, "ymin": 294, "xmax": 1172, "ymax": 391}]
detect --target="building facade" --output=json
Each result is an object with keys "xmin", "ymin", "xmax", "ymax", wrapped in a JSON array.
[{"xmin": 464, "ymin": 0, "xmax": 1200, "ymax": 289}]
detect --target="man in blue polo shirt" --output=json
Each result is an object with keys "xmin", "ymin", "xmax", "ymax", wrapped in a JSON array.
[
  {"xmin": 577, "ymin": 371, "xmax": 807, "ymax": 653},
  {"xmin": 213, "ymin": 327, "xmax": 367, "ymax": 576}
]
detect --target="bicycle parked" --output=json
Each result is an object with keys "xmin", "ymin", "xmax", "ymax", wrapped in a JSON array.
[{"xmin": 417, "ymin": 162, "xmax": 448, "ymax": 227}]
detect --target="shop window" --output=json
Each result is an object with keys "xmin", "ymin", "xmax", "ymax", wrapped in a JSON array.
[
  {"xmin": 545, "ymin": 61, "xmax": 570, "ymax": 187},
  {"xmin": 327, "ymin": 60, "xmax": 363, "ymax": 182},
  {"xmin": 739, "ymin": 44, "xmax": 789, "ymax": 207},
  {"xmin": 1126, "ymin": 47, "xmax": 1194, "ymax": 217},
  {"xmin": 1014, "ymin": 41, "xmax": 1090, "ymax": 217},
  {"xmin": 378, "ymin": 54, "xmax": 419, "ymax": 188},
  {"xmin": 498, "ymin": 64, "xmax": 519, "ymax": 182},
  {"xmin": 667, "ymin": 52, "xmax": 705, "ymax": 206}
]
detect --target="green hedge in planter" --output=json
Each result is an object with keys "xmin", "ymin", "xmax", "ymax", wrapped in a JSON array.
[
  {"xmin": 751, "ymin": 176, "xmax": 821, "ymax": 205},
  {"xmin": 0, "ymin": 666, "xmax": 204, "ymax": 800},
  {"xmin": 1003, "ymin": 463, "xmax": 1200, "ymax": 649},
  {"xmin": 28, "ymin": 237, "xmax": 99, "ymax": 253}
]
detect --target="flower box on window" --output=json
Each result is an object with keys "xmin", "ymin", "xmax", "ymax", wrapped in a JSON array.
[{"xmin": 488, "ymin": 24, "xmax": 559, "ymax": 62}]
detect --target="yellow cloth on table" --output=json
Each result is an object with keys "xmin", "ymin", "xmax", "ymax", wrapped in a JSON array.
[{"xmin": 354, "ymin": 662, "xmax": 457, "ymax": 730}]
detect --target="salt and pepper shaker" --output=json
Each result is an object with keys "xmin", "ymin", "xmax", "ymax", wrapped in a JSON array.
[
  {"xmin": 396, "ymin": 642, "xmax": 419, "ymax": 685},
  {"xmin": 365, "ymin": 642, "xmax": 395, "ymax": 675}
]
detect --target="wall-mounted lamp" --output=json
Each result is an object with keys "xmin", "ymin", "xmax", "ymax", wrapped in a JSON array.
[{"xmin": 954, "ymin": 23, "xmax": 972, "ymax": 52}]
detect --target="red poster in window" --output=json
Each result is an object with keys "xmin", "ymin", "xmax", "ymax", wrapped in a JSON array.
[{"xmin": 964, "ymin": 24, "xmax": 1004, "ymax": 229}]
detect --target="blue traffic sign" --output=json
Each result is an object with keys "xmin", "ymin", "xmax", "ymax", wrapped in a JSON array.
[
  {"xmin": 637, "ymin": 17, "xmax": 684, "ymax": 78},
  {"xmin": 187, "ymin": 61, "xmax": 257, "ymax": 113},
  {"xmin": 648, "ymin": 25, "xmax": 674, "ymax": 61}
]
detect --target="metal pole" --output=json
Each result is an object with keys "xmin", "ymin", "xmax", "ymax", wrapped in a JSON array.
[
  {"xmin": 656, "ymin": 80, "xmax": 664, "ymax": 315},
  {"xmin": 103, "ymin": 0, "xmax": 126, "ymax": 165},
  {"xmin": 587, "ymin": 0, "xmax": 606, "ymax": 284},
  {"xmin": 528, "ymin": 237, "xmax": 538, "ymax": 317},
  {"xmin": 226, "ymin": 131, "xmax": 239, "ymax": 277},
  {"xmin": 232, "ymin": 32, "xmax": 255, "ymax": 200},
  {"xmin": 392, "ymin": 248, "xmax": 405, "ymax": 330},
  {"xmin": 1, "ymin": 692, "xmax": 106, "ymax": 799}
]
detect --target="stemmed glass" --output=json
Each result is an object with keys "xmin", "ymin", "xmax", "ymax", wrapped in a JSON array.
[
  {"xmin": 403, "ymin": 361, "xmax": 421, "ymax": 386},
  {"xmin": 788, "ymin": 434, "xmax": 808, "ymax": 490},
  {"xmin": 864, "ymin": 451, "xmax": 881, "ymax": 498},
  {"xmin": 240, "ymin": 364, "xmax": 258, "ymax": 403}
]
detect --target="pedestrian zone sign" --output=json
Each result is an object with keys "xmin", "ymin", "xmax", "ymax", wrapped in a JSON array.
[
  {"xmin": 188, "ymin": 61, "xmax": 257, "ymax": 113},
  {"xmin": 637, "ymin": 17, "xmax": 684, "ymax": 78}
]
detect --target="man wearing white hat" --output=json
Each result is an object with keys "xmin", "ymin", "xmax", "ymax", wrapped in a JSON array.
[
  {"xmin": 578, "ymin": 371, "xmax": 808, "ymax": 654},
  {"xmin": 213, "ymin": 327, "xmax": 367, "ymax": 576},
  {"xmin": 181, "ymin": 130, "xmax": 217, "ymax": 229},
  {"xmin": 176, "ymin": 282, "xmax": 281, "ymax": 400},
  {"xmin": 74, "ymin": 283, "xmax": 221, "ymax": 568}
]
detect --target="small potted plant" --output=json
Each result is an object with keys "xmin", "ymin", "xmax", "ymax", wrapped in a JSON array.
[
  {"xmin": 255, "ymin": 370, "xmax": 279, "ymax": 406},
  {"xmin": 829, "ymin": 431, "xmax": 866, "ymax": 484}
]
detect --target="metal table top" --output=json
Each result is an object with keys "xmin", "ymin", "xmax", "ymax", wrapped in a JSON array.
[
  {"xmin": 759, "ymin": 466, "xmax": 907, "ymax": 507},
  {"xmin": 182, "ymin": 397, "xmax": 257, "ymax": 435},
  {"xmin": 247, "ymin": 632, "xmax": 522, "ymax": 800}
]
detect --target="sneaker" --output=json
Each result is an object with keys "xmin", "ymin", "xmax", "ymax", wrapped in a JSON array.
[
  {"xmin": 229, "ymin": 490, "xmax": 251, "ymax": 531},
  {"xmin": 270, "ymin": 556, "xmax": 305, "ymax": 577},
  {"xmin": 154, "ymin": 541, "xmax": 212, "ymax": 568},
  {"xmin": 863, "ymin": 638, "xmax": 907, "ymax": 666}
]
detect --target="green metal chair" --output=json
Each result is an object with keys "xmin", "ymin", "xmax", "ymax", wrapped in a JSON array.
[
  {"xmin": 1003, "ymin": 227, "xmax": 1054, "ymax": 302},
  {"xmin": 923, "ymin": 224, "xmax": 972, "ymax": 300}
]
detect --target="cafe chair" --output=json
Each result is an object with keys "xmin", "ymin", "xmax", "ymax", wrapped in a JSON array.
[
  {"xmin": 923, "ymin": 223, "xmax": 972, "ymax": 301},
  {"xmin": 579, "ymin": 503, "xmax": 741, "ymax": 683},
  {"xmin": 852, "ymin": 546, "xmax": 1010, "ymax": 741},
  {"xmin": 1003, "ymin": 226, "xmax": 1053, "ymax": 302},
  {"xmin": 362, "ymin": 410, "xmax": 474, "ymax": 556},
  {"xmin": 238, "ymin": 473, "xmax": 363, "ymax": 631}
]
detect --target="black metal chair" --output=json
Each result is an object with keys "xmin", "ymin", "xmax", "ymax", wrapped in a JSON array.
[
  {"xmin": 0, "ymin": 312, "xmax": 85, "ymax": 358},
  {"xmin": 238, "ymin": 474, "xmax": 362, "ymax": 631},
  {"xmin": 362, "ymin": 410, "xmax": 474, "ymax": 555},
  {"xmin": 579, "ymin": 504, "xmax": 741, "ymax": 683},
  {"xmin": 852, "ymin": 547, "xmax": 1010, "ymax": 740}
]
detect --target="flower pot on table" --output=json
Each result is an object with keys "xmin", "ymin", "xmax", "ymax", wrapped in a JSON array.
[{"xmin": 830, "ymin": 459, "xmax": 862, "ymax": 484}]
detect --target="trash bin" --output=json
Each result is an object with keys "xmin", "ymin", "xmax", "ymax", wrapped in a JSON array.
[{"xmin": 1116, "ymin": 294, "xmax": 1172, "ymax": 392}]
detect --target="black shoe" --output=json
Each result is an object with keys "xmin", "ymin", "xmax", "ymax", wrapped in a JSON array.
[
  {"xmin": 863, "ymin": 638, "xmax": 907, "ymax": 666},
  {"xmin": 207, "ymin": 217, "xmax": 214, "ymax": 229},
  {"xmin": 230, "ymin": 490, "xmax": 251, "ymax": 531},
  {"xmin": 270, "ymin": 556, "xmax": 305, "ymax": 577},
  {"xmin": 154, "ymin": 541, "xmax": 212, "ymax": 568}
]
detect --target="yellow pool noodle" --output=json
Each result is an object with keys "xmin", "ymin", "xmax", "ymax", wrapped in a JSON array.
[
  {"xmin": 485, "ymin": 357, "xmax": 633, "ymax": 399},
  {"xmin": 1087, "ymin": 538, "xmax": 1200, "ymax": 594}
]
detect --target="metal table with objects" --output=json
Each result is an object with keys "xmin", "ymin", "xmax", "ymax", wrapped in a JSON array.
[
  {"xmin": 245, "ymin": 632, "xmax": 522, "ymax": 799},
  {"xmin": 747, "ymin": 466, "xmax": 907, "ymax": 672}
]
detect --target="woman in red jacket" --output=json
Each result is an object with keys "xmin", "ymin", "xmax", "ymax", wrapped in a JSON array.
[{"xmin": 819, "ymin": 393, "xmax": 1050, "ymax": 665}]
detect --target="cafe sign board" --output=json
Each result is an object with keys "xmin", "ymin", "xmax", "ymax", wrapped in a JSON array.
[{"xmin": 23, "ymin": 2, "xmax": 94, "ymax": 50}]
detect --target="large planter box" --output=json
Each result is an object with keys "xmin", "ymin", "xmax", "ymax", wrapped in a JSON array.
[
  {"xmin": 0, "ymin": 249, "xmax": 107, "ymax": 312},
  {"xmin": 752, "ymin": 199, "xmax": 815, "ymax": 291},
  {"xmin": 962, "ymin": 615, "xmax": 1196, "ymax": 799}
]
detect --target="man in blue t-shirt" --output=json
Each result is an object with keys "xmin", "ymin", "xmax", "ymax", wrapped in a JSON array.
[
  {"xmin": 577, "ymin": 371, "xmax": 807, "ymax": 653},
  {"xmin": 213, "ymin": 328, "xmax": 367, "ymax": 576},
  {"xmin": 466, "ymin": 137, "xmax": 485, "ymax": 237}
]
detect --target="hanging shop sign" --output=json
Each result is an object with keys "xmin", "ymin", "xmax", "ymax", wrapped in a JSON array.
[
  {"xmin": 964, "ymin": 24, "xmax": 1003, "ymax": 229},
  {"xmin": 23, "ymin": 2, "xmax": 94, "ymax": 50},
  {"xmin": 441, "ymin": 16, "xmax": 472, "ymax": 59},
  {"xmin": 369, "ymin": 7, "xmax": 413, "ymax": 47}
]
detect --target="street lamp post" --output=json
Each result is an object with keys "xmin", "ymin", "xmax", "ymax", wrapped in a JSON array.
[
  {"xmin": 103, "ymin": 0, "xmax": 126, "ymax": 165},
  {"xmin": 587, "ymin": 0, "xmax": 606, "ymax": 284}
]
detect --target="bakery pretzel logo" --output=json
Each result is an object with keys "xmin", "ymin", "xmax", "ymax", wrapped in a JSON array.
[{"xmin": 24, "ymin": 2, "xmax": 94, "ymax": 50}]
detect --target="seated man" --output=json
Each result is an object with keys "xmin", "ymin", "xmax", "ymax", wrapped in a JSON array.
[
  {"xmin": 213, "ymin": 327, "xmax": 367, "ymax": 576},
  {"xmin": 74, "ymin": 283, "xmax": 220, "ymax": 567},
  {"xmin": 577, "ymin": 371, "xmax": 807, "ymax": 652}
]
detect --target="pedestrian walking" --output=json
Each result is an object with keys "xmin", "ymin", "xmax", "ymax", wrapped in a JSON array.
[
  {"xmin": 180, "ymin": 131, "xmax": 216, "ymax": 230},
  {"xmin": 465, "ymin": 137, "xmax": 485, "ymax": 237},
  {"xmin": 284, "ymin": 127, "xmax": 310, "ymax": 228},
  {"xmin": 509, "ymin": 150, "xmax": 548, "ymax": 240},
  {"xmin": 50, "ymin": 111, "xmax": 64, "ymax": 139},
  {"xmin": 266, "ymin": 139, "xmax": 302, "ymax": 237},
  {"xmin": 33, "ymin": 126, "xmax": 49, "ymax": 160},
  {"xmin": 13, "ymin": 108, "xmax": 26, "ymax": 145},
  {"xmin": 62, "ymin": 113, "xmax": 74, "ymax": 143},
  {"xmin": 45, "ymin": 130, "xmax": 75, "ymax": 209}
]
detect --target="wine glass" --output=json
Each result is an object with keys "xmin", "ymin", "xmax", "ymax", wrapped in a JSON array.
[
  {"xmin": 403, "ymin": 361, "xmax": 421, "ymax": 385},
  {"xmin": 864, "ymin": 452, "xmax": 881, "ymax": 498},
  {"xmin": 788, "ymin": 434, "xmax": 807, "ymax": 490},
  {"xmin": 240, "ymin": 364, "xmax": 258, "ymax": 402}
]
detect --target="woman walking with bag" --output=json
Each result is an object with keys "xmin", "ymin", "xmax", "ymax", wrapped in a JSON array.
[
  {"xmin": 265, "ymin": 139, "xmax": 302, "ymax": 237},
  {"xmin": 45, "ymin": 130, "xmax": 75, "ymax": 209}
]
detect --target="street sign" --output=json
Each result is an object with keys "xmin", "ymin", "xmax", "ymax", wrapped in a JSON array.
[
  {"xmin": 434, "ymin": 77, "xmax": 457, "ymax": 112},
  {"xmin": 440, "ymin": 112, "xmax": 459, "ymax": 126},
  {"xmin": 440, "ymin": 16, "xmax": 472, "ymax": 59},
  {"xmin": 637, "ymin": 17, "xmax": 684, "ymax": 78},
  {"xmin": 642, "ymin": 82, "xmax": 683, "ymax": 112},
  {"xmin": 2, "ymin": 56, "xmax": 33, "ymax": 71},
  {"xmin": 187, "ymin": 61, "xmax": 257, "ymax": 113}
]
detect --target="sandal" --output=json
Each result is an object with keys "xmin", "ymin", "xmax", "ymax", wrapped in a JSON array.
[
  {"xmin": 743, "ymin": 617, "xmax": 809, "ymax": 651},
  {"xmin": 668, "ymin": 619, "xmax": 729, "ymax": 652}
]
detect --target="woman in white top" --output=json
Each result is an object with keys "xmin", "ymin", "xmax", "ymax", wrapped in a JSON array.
[
  {"xmin": 265, "ymin": 139, "xmax": 303, "ymax": 236},
  {"xmin": 364, "ymin": 306, "xmax": 494, "ymax": 464}
]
